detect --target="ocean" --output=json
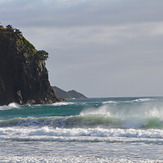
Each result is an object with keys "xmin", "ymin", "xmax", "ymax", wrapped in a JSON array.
[{"xmin": 0, "ymin": 97, "xmax": 163, "ymax": 163}]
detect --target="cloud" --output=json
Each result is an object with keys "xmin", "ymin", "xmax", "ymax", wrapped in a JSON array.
[
  {"xmin": 2, "ymin": 0, "xmax": 163, "ymax": 28},
  {"xmin": 20, "ymin": 20, "xmax": 163, "ymax": 97},
  {"xmin": 1, "ymin": 0, "xmax": 163, "ymax": 97}
]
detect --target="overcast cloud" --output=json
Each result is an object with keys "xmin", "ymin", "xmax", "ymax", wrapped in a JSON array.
[{"xmin": 1, "ymin": 0, "xmax": 163, "ymax": 97}]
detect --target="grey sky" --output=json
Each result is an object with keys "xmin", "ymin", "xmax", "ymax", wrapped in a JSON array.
[{"xmin": 1, "ymin": 0, "xmax": 163, "ymax": 97}]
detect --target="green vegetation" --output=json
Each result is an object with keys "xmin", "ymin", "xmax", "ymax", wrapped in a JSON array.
[
  {"xmin": 28, "ymin": 50, "xmax": 49, "ymax": 64},
  {"xmin": 21, "ymin": 35, "xmax": 35, "ymax": 50},
  {"xmin": 6, "ymin": 24, "xmax": 22, "ymax": 34},
  {"xmin": 1, "ymin": 24, "xmax": 49, "ymax": 63},
  {"xmin": 36, "ymin": 50, "xmax": 49, "ymax": 61},
  {"xmin": 0, "ymin": 25, "xmax": 4, "ymax": 29}
]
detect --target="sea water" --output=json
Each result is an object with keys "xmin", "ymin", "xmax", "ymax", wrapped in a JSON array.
[{"xmin": 0, "ymin": 97, "xmax": 163, "ymax": 162}]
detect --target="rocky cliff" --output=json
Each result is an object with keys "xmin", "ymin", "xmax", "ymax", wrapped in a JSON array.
[
  {"xmin": 53, "ymin": 86, "xmax": 87, "ymax": 99},
  {"xmin": 0, "ymin": 25, "xmax": 60, "ymax": 105}
]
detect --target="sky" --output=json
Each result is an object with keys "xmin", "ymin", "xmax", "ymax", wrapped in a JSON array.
[{"xmin": 1, "ymin": 0, "xmax": 163, "ymax": 97}]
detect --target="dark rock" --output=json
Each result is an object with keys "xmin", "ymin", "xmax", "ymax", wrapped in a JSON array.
[
  {"xmin": 0, "ymin": 25, "xmax": 61, "ymax": 105},
  {"xmin": 53, "ymin": 86, "xmax": 87, "ymax": 99}
]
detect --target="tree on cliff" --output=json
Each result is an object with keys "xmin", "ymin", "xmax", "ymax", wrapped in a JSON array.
[
  {"xmin": 6, "ymin": 24, "xmax": 22, "ymax": 35},
  {"xmin": 6, "ymin": 24, "xmax": 14, "ymax": 30}
]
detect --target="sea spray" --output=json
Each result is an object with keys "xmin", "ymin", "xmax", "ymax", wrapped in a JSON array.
[{"xmin": 80, "ymin": 101, "xmax": 163, "ymax": 129}]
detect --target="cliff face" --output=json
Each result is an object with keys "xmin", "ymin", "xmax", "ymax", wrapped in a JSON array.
[{"xmin": 0, "ymin": 25, "xmax": 60, "ymax": 105}]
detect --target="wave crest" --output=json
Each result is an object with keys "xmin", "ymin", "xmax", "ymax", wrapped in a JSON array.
[{"xmin": 0, "ymin": 113, "xmax": 163, "ymax": 129}]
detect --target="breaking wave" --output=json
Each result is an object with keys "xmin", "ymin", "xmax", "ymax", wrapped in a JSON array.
[
  {"xmin": 102, "ymin": 98, "xmax": 154, "ymax": 105},
  {"xmin": 0, "ymin": 112, "xmax": 163, "ymax": 129},
  {"xmin": 132, "ymin": 98, "xmax": 153, "ymax": 102},
  {"xmin": 0, "ymin": 102, "xmax": 20, "ymax": 110},
  {"xmin": 0, "ymin": 97, "xmax": 163, "ymax": 143},
  {"xmin": 0, "ymin": 97, "xmax": 163, "ymax": 129}
]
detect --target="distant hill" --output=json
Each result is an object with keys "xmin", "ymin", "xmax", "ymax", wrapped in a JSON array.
[{"xmin": 53, "ymin": 86, "xmax": 87, "ymax": 99}]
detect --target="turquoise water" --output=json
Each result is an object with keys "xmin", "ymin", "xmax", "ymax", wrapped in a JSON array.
[{"xmin": 0, "ymin": 97, "xmax": 163, "ymax": 162}]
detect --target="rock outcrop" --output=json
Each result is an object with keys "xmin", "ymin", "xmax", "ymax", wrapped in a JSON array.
[
  {"xmin": 0, "ymin": 25, "xmax": 61, "ymax": 105},
  {"xmin": 53, "ymin": 86, "xmax": 87, "ymax": 99}
]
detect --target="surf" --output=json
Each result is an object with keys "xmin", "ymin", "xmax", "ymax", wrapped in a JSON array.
[
  {"xmin": 0, "ymin": 97, "xmax": 163, "ymax": 129},
  {"xmin": 0, "ymin": 126, "xmax": 163, "ymax": 144},
  {"xmin": 0, "ymin": 113, "xmax": 163, "ymax": 129}
]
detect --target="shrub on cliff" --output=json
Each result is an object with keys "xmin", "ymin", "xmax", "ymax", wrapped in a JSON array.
[{"xmin": 36, "ymin": 50, "xmax": 49, "ymax": 61}]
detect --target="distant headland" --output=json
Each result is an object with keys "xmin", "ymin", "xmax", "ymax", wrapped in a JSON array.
[
  {"xmin": 0, "ymin": 24, "xmax": 62, "ymax": 105},
  {"xmin": 53, "ymin": 86, "xmax": 87, "ymax": 99}
]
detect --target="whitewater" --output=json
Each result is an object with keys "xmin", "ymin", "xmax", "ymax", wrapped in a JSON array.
[{"xmin": 0, "ymin": 97, "xmax": 163, "ymax": 162}]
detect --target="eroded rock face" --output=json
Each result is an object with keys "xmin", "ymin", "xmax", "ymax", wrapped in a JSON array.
[{"xmin": 0, "ymin": 25, "xmax": 60, "ymax": 105}]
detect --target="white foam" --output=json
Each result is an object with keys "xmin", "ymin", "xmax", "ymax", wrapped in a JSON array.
[
  {"xmin": 52, "ymin": 102, "xmax": 74, "ymax": 106},
  {"xmin": 0, "ymin": 127, "xmax": 163, "ymax": 142},
  {"xmin": 8, "ymin": 102, "xmax": 20, "ymax": 108},
  {"xmin": 0, "ymin": 102, "xmax": 20, "ymax": 110},
  {"xmin": 0, "ymin": 155, "xmax": 159, "ymax": 163},
  {"xmin": 133, "ymin": 98, "xmax": 153, "ymax": 102},
  {"xmin": 103, "ymin": 101, "xmax": 117, "ymax": 104}
]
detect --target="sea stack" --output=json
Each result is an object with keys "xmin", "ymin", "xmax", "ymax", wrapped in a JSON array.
[{"xmin": 0, "ymin": 25, "xmax": 60, "ymax": 105}]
